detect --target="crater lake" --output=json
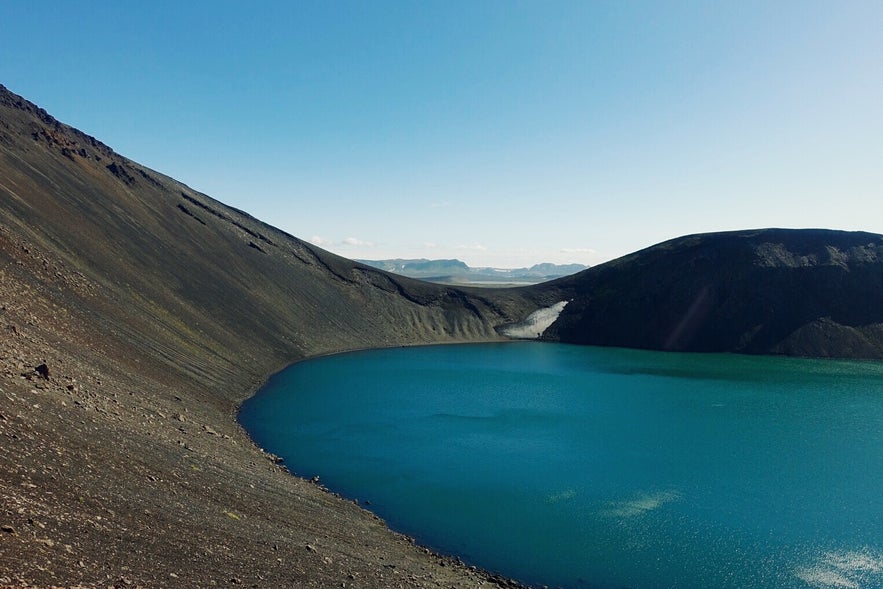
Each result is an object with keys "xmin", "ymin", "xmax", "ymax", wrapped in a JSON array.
[{"xmin": 238, "ymin": 342, "xmax": 883, "ymax": 589}]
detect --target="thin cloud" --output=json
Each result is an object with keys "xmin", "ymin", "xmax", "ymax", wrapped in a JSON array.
[
  {"xmin": 310, "ymin": 236, "xmax": 377, "ymax": 248},
  {"xmin": 342, "ymin": 237, "xmax": 375, "ymax": 247}
]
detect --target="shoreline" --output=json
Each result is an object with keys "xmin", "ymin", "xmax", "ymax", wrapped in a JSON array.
[
  {"xmin": 233, "ymin": 340, "xmax": 534, "ymax": 588},
  {"xmin": 0, "ymin": 299, "xmax": 530, "ymax": 588},
  {"xmin": 0, "ymin": 222, "xmax": 535, "ymax": 587},
  {"xmin": 0, "ymin": 83, "xmax": 543, "ymax": 588}
]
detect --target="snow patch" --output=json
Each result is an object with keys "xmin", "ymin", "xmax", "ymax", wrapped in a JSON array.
[{"xmin": 500, "ymin": 301, "xmax": 568, "ymax": 339}]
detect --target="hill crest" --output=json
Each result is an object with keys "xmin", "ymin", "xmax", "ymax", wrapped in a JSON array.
[{"xmin": 543, "ymin": 228, "xmax": 883, "ymax": 357}]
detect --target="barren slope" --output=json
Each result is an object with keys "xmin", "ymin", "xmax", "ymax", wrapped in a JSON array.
[
  {"xmin": 542, "ymin": 229, "xmax": 883, "ymax": 358},
  {"xmin": 0, "ymin": 84, "xmax": 540, "ymax": 588}
]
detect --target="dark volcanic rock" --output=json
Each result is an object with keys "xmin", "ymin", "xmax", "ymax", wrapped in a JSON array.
[
  {"xmin": 543, "ymin": 229, "xmax": 883, "ymax": 358},
  {"xmin": 34, "ymin": 363, "xmax": 50, "ymax": 379}
]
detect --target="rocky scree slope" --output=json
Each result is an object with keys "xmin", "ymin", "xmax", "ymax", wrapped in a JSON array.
[{"xmin": 0, "ymin": 83, "xmax": 540, "ymax": 588}]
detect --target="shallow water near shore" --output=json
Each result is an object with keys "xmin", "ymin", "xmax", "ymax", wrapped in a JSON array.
[{"xmin": 239, "ymin": 342, "xmax": 883, "ymax": 588}]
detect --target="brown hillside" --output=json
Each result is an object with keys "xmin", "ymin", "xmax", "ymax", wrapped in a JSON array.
[{"xmin": 0, "ymin": 83, "xmax": 540, "ymax": 588}]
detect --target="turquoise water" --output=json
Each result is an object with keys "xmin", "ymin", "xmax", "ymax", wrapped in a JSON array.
[{"xmin": 239, "ymin": 342, "xmax": 883, "ymax": 589}]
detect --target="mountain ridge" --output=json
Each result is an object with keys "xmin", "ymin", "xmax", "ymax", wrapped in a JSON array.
[{"xmin": 357, "ymin": 258, "xmax": 588, "ymax": 284}]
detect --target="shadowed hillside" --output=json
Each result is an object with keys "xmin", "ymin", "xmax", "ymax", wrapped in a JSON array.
[
  {"xmin": 0, "ymin": 83, "xmax": 543, "ymax": 588},
  {"xmin": 541, "ymin": 229, "xmax": 883, "ymax": 358}
]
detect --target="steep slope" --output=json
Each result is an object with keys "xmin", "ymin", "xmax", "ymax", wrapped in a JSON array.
[
  {"xmin": 0, "ymin": 83, "xmax": 541, "ymax": 387},
  {"xmin": 0, "ymin": 84, "xmax": 540, "ymax": 587},
  {"xmin": 542, "ymin": 229, "xmax": 883, "ymax": 358}
]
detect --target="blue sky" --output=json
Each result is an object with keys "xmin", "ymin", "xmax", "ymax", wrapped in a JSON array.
[{"xmin": 2, "ymin": 1, "xmax": 881, "ymax": 267}]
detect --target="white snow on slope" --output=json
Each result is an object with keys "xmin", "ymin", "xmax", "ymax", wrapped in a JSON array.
[{"xmin": 500, "ymin": 301, "xmax": 569, "ymax": 339}]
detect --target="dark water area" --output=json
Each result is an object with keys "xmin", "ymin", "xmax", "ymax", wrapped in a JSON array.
[{"xmin": 239, "ymin": 342, "xmax": 883, "ymax": 588}]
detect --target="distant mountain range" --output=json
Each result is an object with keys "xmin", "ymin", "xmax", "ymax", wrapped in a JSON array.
[{"xmin": 357, "ymin": 258, "xmax": 588, "ymax": 285}]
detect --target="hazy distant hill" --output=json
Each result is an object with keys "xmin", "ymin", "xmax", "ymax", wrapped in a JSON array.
[{"xmin": 358, "ymin": 258, "xmax": 588, "ymax": 285}]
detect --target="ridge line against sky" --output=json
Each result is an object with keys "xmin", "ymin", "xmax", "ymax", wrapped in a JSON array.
[{"xmin": 2, "ymin": 1, "xmax": 882, "ymax": 268}]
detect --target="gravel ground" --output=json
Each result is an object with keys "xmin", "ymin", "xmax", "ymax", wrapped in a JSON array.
[{"xmin": 0, "ymin": 84, "xmax": 542, "ymax": 589}]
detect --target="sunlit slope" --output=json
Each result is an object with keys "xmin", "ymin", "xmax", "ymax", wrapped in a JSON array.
[
  {"xmin": 541, "ymin": 229, "xmax": 883, "ymax": 358},
  {"xmin": 2, "ymin": 83, "xmax": 552, "ymax": 587},
  {"xmin": 0, "ymin": 83, "xmax": 540, "ymax": 398},
  {"xmin": 3, "ymin": 81, "xmax": 880, "ymax": 373}
]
